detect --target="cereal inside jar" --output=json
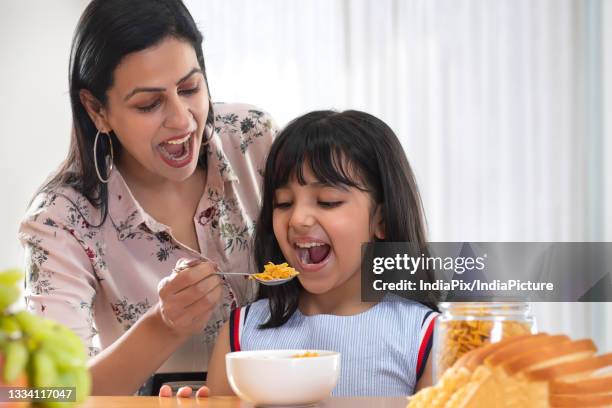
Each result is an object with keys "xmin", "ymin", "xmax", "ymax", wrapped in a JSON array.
[{"xmin": 433, "ymin": 302, "xmax": 536, "ymax": 381}]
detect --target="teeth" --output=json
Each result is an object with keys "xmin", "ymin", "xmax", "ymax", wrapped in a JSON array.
[
  {"xmin": 159, "ymin": 140, "xmax": 191, "ymax": 161},
  {"xmin": 164, "ymin": 134, "xmax": 191, "ymax": 145},
  {"xmin": 295, "ymin": 242, "xmax": 326, "ymax": 249}
]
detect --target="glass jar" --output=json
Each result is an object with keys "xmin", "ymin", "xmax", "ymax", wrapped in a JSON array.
[{"xmin": 433, "ymin": 302, "xmax": 536, "ymax": 381}]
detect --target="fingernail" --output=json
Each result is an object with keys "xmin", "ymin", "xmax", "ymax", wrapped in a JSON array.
[
  {"xmin": 176, "ymin": 258, "xmax": 202, "ymax": 270},
  {"xmin": 176, "ymin": 258, "xmax": 189, "ymax": 268}
]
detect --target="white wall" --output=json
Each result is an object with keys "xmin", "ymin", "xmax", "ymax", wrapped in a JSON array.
[{"xmin": 0, "ymin": 0, "xmax": 89, "ymax": 269}]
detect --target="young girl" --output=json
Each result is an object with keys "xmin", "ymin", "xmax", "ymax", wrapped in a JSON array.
[{"xmin": 205, "ymin": 110, "xmax": 438, "ymax": 396}]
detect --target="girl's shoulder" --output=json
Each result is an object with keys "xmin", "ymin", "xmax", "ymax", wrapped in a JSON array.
[
  {"xmin": 228, "ymin": 298, "xmax": 271, "ymax": 352},
  {"xmin": 380, "ymin": 293, "xmax": 435, "ymax": 313},
  {"xmin": 376, "ymin": 294, "xmax": 438, "ymax": 332},
  {"xmin": 232, "ymin": 298, "xmax": 269, "ymax": 319},
  {"xmin": 234, "ymin": 295, "xmax": 434, "ymax": 324}
]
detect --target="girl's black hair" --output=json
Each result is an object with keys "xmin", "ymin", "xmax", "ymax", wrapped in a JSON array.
[
  {"xmin": 253, "ymin": 110, "xmax": 437, "ymax": 328},
  {"xmin": 36, "ymin": 0, "xmax": 213, "ymax": 225}
]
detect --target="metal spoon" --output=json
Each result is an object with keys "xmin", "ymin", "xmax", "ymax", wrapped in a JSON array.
[
  {"xmin": 173, "ymin": 259, "xmax": 297, "ymax": 286},
  {"xmin": 215, "ymin": 271, "xmax": 297, "ymax": 286}
]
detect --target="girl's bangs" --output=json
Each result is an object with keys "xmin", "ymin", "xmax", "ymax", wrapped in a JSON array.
[{"xmin": 272, "ymin": 133, "xmax": 364, "ymax": 190}]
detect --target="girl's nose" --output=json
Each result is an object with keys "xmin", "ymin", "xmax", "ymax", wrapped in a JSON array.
[
  {"xmin": 288, "ymin": 203, "xmax": 315, "ymax": 229},
  {"xmin": 164, "ymin": 94, "xmax": 192, "ymax": 130}
]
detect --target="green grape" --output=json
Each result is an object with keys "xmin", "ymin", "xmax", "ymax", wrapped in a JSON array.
[
  {"xmin": 72, "ymin": 366, "xmax": 91, "ymax": 403},
  {"xmin": 30, "ymin": 350, "xmax": 58, "ymax": 388},
  {"xmin": 36, "ymin": 322, "xmax": 87, "ymax": 360},
  {"xmin": 15, "ymin": 313, "xmax": 85, "ymax": 355},
  {"xmin": 48, "ymin": 325, "xmax": 86, "ymax": 359},
  {"xmin": 54, "ymin": 328, "xmax": 87, "ymax": 359},
  {"xmin": 14, "ymin": 310, "xmax": 43, "ymax": 336},
  {"xmin": 38, "ymin": 340, "xmax": 85, "ymax": 370},
  {"xmin": 57, "ymin": 366, "xmax": 91, "ymax": 403},
  {"xmin": 10, "ymin": 310, "xmax": 91, "ymax": 405},
  {"xmin": 3, "ymin": 340, "xmax": 28, "ymax": 382},
  {"xmin": 40, "ymin": 366, "xmax": 90, "ymax": 408},
  {"xmin": 0, "ymin": 285, "xmax": 20, "ymax": 311},
  {"xmin": 41, "ymin": 399, "xmax": 75, "ymax": 408},
  {"xmin": 0, "ymin": 314, "xmax": 21, "ymax": 335},
  {"xmin": 29, "ymin": 322, "xmax": 57, "ymax": 344},
  {"xmin": 41, "ymin": 369, "xmax": 76, "ymax": 408},
  {"xmin": 0, "ymin": 269, "xmax": 23, "ymax": 286},
  {"xmin": 39, "ymin": 400, "xmax": 66, "ymax": 408}
]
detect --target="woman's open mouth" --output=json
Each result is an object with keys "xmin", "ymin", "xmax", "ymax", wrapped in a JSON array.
[
  {"xmin": 158, "ymin": 132, "xmax": 195, "ymax": 168},
  {"xmin": 294, "ymin": 242, "xmax": 332, "ymax": 271}
]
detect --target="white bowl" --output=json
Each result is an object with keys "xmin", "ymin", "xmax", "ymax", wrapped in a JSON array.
[{"xmin": 226, "ymin": 349, "xmax": 340, "ymax": 406}]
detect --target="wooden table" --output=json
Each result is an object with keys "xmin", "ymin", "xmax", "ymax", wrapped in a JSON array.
[{"xmin": 80, "ymin": 396, "xmax": 409, "ymax": 407}]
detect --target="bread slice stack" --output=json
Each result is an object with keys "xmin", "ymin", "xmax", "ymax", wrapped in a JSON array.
[{"xmin": 408, "ymin": 333, "xmax": 612, "ymax": 407}]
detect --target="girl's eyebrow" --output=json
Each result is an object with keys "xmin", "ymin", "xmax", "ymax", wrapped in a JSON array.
[{"xmin": 123, "ymin": 68, "xmax": 203, "ymax": 101}]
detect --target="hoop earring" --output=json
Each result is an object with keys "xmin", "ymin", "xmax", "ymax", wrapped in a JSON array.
[
  {"xmin": 94, "ymin": 130, "xmax": 114, "ymax": 183},
  {"xmin": 202, "ymin": 123, "xmax": 214, "ymax": 146}
]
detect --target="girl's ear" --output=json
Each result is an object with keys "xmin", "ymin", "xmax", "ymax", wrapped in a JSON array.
[
  {"xmin": 373, "ymin": 206, "xmax": 385, "ymax": 240},
  {"xmin": 79, "ymin": 89, "xmax": 111, "ymax": 133}
]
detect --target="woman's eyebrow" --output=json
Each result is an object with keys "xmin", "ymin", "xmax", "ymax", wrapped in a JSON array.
[
  {"xmin": 123, "ymin": 68, "xmax": 203, "ymax": 101},
  {"xmin": 176, "ymin": 67, "xmax": 203, "ymax": 85}
]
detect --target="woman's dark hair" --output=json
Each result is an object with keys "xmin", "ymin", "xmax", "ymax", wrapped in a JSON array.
[
  {"xmin": 37, "ymin": 0, "xmax": 213, "ymax": 225},
  {"xmin": 253, "ymin": 110, "xmax": 436, "ymax": 328}
]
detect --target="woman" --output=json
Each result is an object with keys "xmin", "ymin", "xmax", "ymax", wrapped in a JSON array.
[{"xmin": 18, "ymin": 0, "xmax": 276, "ymax": 395}]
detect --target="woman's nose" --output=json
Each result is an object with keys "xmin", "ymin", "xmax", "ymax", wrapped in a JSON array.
[{"xmin": 164, "ymin": 94, "xmax": 192, "ymax": 130}]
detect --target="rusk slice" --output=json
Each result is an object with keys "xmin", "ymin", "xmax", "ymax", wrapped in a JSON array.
[
  {"xmin": 550, "ymin": 373, "xmax": 612, "ymax": 394},
  {"xmin": 502, "ymin": 339, "xmax": 597, "ymax": 375},
  {"xmin": 461, "ymin": 334, "xmax": 545, "ymax": 371},
  {"xmin": 549, "ymin": 393, "xmax": 612, "ymax": 407},
  {"xmin": 482, "ymin": 335, "xmax": 569, "ymax": 370},
  {"xmin": 408, "ymin": 333, "xmax": 612, "ymax": 408},
  {"xmin": 526, "ymin": 352, "xmax": 612, "ymax": 382}
]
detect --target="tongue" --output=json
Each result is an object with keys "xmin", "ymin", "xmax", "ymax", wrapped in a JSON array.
[
  {"xmin": 308, "ymin": 245, "xmax": 330, "ymax": 264},
  {"xmin": 163, "ymin": 142, "xmax": 184, "ymax": 156}
]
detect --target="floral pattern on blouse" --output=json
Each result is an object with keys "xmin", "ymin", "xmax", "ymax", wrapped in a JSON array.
[
  {"xmin": 110, "ymin": 297, "xmax": 152, "ymax": 331},
  {"xmin": 215, "ymin": 108, "xmax": 276, "ymax": 154},
  {"xmin": 19, "ymin": 103, "xmax": 277, "ymax": 368}
]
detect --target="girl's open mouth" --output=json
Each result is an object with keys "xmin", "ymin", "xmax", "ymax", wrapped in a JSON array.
[
  {"xmin": 158, "ymin": 132, "xmax": 194, "ymax": 168},
  {"xmin": 294, "ymin": 242, "xmax": 332, "ymax": 271}
]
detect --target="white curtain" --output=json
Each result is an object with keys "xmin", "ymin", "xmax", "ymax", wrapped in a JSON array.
[{"xmin": 185, "ymin": 0, "xmax": 611, "ymax": 350}]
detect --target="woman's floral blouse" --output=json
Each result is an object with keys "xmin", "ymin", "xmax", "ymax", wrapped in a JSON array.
[{"xmin": 18, "ymin": 103, "xmax": 277, "ymax": 373}]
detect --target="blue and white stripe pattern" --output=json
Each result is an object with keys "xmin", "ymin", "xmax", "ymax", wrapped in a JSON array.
[{"xmin": 235, "ymin": 295, "xmax": 435, "ymax": 397}]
